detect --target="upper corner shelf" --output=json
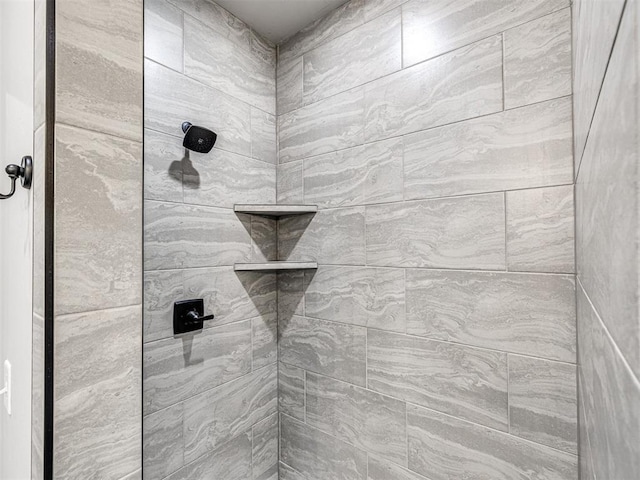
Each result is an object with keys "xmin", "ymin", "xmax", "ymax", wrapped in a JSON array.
[
  {"xmin": 234, "ymin": 261, "xmax": 318, "ymax": 272},
  {"xmin": 234, "ymin": 204, "xmax": 318, "ymax": 217}
]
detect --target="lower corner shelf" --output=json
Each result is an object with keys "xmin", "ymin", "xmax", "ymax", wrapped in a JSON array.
[{"xmin": 234, "ymin": 261, "xmax": 318, "ymax": 272}]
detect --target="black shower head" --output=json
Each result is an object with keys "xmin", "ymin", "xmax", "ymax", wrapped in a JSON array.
[{"xmin": 181, "ymin": 122, "xmax": 217, "ymax": 153}]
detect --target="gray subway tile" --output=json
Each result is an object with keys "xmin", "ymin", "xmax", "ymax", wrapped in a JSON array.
[
  {"xmin": 367, "ymin": 329, "xmax": 508, "ymax": 430},
  {"xmin": 252, "ymin": 413, "xmax": 279, "ymax": 480},
  {"xmin": 143, "ymin": 403, "xmax": 184, "ymax": 479},
  {"xmin": 144, "ymin": 0, "xmax": 183, "ymax": 72},
  {"xmin": 279, "ymin": 362, "xmax": 306, "ymax": 421}
]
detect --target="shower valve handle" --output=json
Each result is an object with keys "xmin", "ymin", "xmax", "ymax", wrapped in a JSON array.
[{"xmin": 185, "ymin": 310, "xmax": 214, "ymax": 323}]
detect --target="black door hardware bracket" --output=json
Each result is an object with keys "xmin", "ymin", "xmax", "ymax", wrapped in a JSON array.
[{"xmin": 0, "ymin": 156, "xmax": 32, "ymax": 200}]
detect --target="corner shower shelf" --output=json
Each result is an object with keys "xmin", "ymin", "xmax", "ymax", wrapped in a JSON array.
[
  {"xmin": 234, "ymin": 261, "xmax": 318, "ymax": 272},
  {"xmin": 234, "ymin": 204, "xmax": 318, "ymax": 216}
]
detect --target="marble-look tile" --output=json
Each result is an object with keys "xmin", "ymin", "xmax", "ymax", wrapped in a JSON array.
[
  {"xmin": 143, "ymin": 403, "xmax": 184, "ymax": 479},
  {"xmin": 54, "ymin": 306, "xmax": 141, "ymax": 479},
  {"xmin": 277, "ymin": 161, "xmax": 304, "ymax": 204},
  {"xmin": 367, "ymin": 456, "xmax": 429, "ymax": 480},
  {"xmin": 278, "ymin": 88, "xmax": 365, "ymax": 163},
  {"xmin": 183, "ymin": 149, "xmax": 276, "ymax": 208},
  {"xmin": 164, "ymin": 431, "xmax": 252, "ymax": 480},
  {"xmin": 278, "ymin": 0, "xmax": 365, "ymax": 62},
  {"xmin": 251, "ymin": 30, "xmax": 276, "ymax": 65},
  {"xmin": 143, "ymin": 269, "xmax": 184, "ymax": 343},
  {"xmin": 145, "ymin": 0, "xmax": 183, "ymax": 72},
  {"xmin": 277, "ymin": 56, "xmax": 303, "ymax": 115},
  {"xmin": 145, "ymin": 59, "xmax": 251, "ymax": 157},
  {"xmin": 143, "ymin": 128, "xmax": 184, "ymax": 203},
  {"xmin": 362, "ymin": 138, "xmax": 404, "ymax": 204},
  {"xmin": 280, "ymin": 414, "xmax": 368, "ymax": 480},
  {"xmin": 304, "ymin": 266, "xmax": 405, "ymax": 332},
  {"xmin": 509, "ymin": 355, "xmax": 577, "ymax": 454},
  {"xmin": 279, "ymin": 362, "xmax": 306, "ymax": 421},
  {"xmin": 278, "ymin": 271, "xmax": 305, "ymax": 322},
  {"xmin": 55, "ymin": 125, "xmax": 142, "ymax": 315},
  {"xmin": 577, "ymin": 285, "xmax": 640, "ymax": 480},
  {"xmin": 364, "ymin": 35, "xmax": 502, "ymax": 142},
  {"xmin": 279, "ymin": 462, "xmax": 307, "ymax": 480},
  {"xmin": 504, "ymin": 8, "xmax": 571, "ymax": 109},
  {"xmin": 507, "ymin": 185, "xmax": 575, "ymax": 273},
  {"xmin": 144, "ymin": 201, "xmax": 251, "ymax": 270},
  {"xmin": 119, "ymin": 469, "xmax": 142, "ymax": 480},
  {"xmin": 279, "ymin": 207, "xmax": 366, "ymax": 265},
  {"xmin": 572, "ymin": 0, "xmax": 625, "ymax": 168},
  {"xmin": 303, "ymin": 10, "xmax": 401, "ymax": 104},
  {"xmin": 306, "ymin": 373, "xmax": 407, "ymax": 465},
  {"xmin": 364, "ymin": 0, "xmax": 409, "ymax": 22},
  {"xmin": 576, "ymin": 3, "xmax": 639, "ymax": 377},
  {"xmin": 365, "ymin": 193, "xmax": 505, "ymax": 269},
  {"xmin": 402, "ymin": 0, "xmax": 568, "ymax": 68},
  {"xmin": 578, "ymin": 379, "xmax": 596, "ymax": 480},
  {"xmin": 367, "ymin": 330, "xmax": 508, "ymax": 429},
  {"xmin": 252, "ymin": 413, "xmax": 279, "ymax": 480},
  {"xmin": 253, "ymin": 314, "xmax": 278, "ymax": 369},
  {"xmin": 251, "ymin": 108, "xmax": 277, "ymax": 164},
  {"xmin": 403, "ymin": 97, "xmax": 573, "ymax": 200},
  {"xmin": 406, "ymin": 403, "xmax": 578, "ymax": 480},
  {"xmin": 57, "ymin": 0, "xmax": 143, "ymax": 141},
  {"xmin": 279, "ymin": 315, "xmax": 367, "ymax": 386},
  {"xmin": 406, "ymin": 270, "xmax": 576, "ymax": 362},
  {"xmin": 251, "ymin": 215, "xmax": 278, "ymax": 262},
  {"xmin": 183, "ymin": 364, "xmax": 277, "ymax": 462},
  {"xmin": 184, "ymin": 16, "xmax": 275, "ymax": 114},
  {"xmin": 143, "ymin": 320, "xmax": 251, "ymax": 414}
]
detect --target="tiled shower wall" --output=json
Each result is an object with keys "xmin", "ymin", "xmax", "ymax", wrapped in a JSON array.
[
  {"xmin": 574, "ymin": 0, "xmax": 640, "ymax": 478},
  {"xmin": 276, "ymin": 0, "xmax": 578, "ymax": 479},
  {"xmin": 142, "ymin": 0, "xmax": 279, "ymax": 478}
]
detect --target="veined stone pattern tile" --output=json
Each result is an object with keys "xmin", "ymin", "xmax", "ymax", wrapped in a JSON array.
[
  {"xmin": 278, "ymin": 271, "xmax": 305, "ymax": 321},
  {"xmin": 367, "ymin": 456, "xmax": 429, "ymax": 480},
  {"xmin": 403, "ymin": 97, "xmax": 573, "ymax": 200},
  {"xmin": 362, "ymin": 137, "xmax": 404, "ymax": 204},
  {"xmin": 55, "ymin": 125, "xmax": 142, "ymax": 315},
  {"xmin": 279, "ymin": 207, "xmax": 366, "ymax": 265},
  {"xmin": 277, "ymin": 161, "xmax": 304, "ymax": 204},
  {"xmin": 145, "ymin": 59, "xmax": 251, "ymax": 157},
  {"xmin": 576, "ymin": 4, "xmax": 639, "ymax": 377},
  {"xmin": 53, "ymin": 306, "xmax": 141, "ymax": 480},
  {"xmin": 252, "ymin": 413, "xmax": 279, "ymax": 480},
  {"xmin": 279, "ymin": 87, "xmax": 365, "ymax": 163},
  {"xmin": 364, "ymin": 0, "xmax": 409, "ymax": 22},
  {"xmin": 251, "ymin": 215, "xmax": 278, "ymax": 263},
  {"xmin": 184, "ymin": 16, "xmax": 275, "ymax": 114},
  {"xmin": 183, "ymin": 364, "xmax": 277, "ymax": 462},
  {"xmin": 163, "ymin": 431, "xmax": 252, "ymax": 480},
  {"xmin": 572, "ymin": 0, "xmax": 625, "ymax": 168},
  {"xmin": 507, "ymin": 185, "xmax": 575, "ymax": 273},
  {"xmin": 509, "ymin": 355, "xmax": 577, "ymax": 454},
  {"xmin": 253, "ymin": 314, "xmax": 278, "ymax": 369},
  {"xmin": 406, "ymin": 403, "xmax": 578, "ymax": 480},
  {"xmin": 143, "ymin": 128, "xmax": 184, "ymax": 203},
  {"xmin": 143, "ymin": 403, "xmax": 184, "ymax": 479},
  {"xmin": 279, "ymin": 315, "xmax": 367, "ymax": 386},
  {"xmin": 306, "ymin": 373, "xmax": 407, "ymax": 466},
  {"xmin": 304, "ymin": 266, "xmax": 405, "ymax": 332},
  {"xmin": 278, "ymin": 0, "xmax": 365, "ymax": 62},
  {"xmin": 504, "ymin": 8, "xmax": 572, "ymax": 109},
  {"xmin": 303, "ymin": 9, "xmax": 401, "ymax": 104},
  {"xmin": 280, "ymin": 414, "xmax": 368, "ymax": 480},
  {"xmin": 577, "ymin": 285, "xmax": 640, "ymax": 480},
  {"xmin": 406, "ymin": 269, "xmax": 576, "ymax": 362},
  {"xmin": 143, "ymin": 320, "xmax": 251, "ymax": 414},
  {"xmin": 280, "ymin": 462, "xmax": 307, "ymax": 480},
  {"xmin": 277, "ymin": 56, "xmax": 304, "ymax": 115},
  {"xmin": 578, "ymin": 378, "xmax": 596, "ymax": 480},
  {"xmin": 279, "ymin": 362, "xmax": 306, "ymax": 421},
  {"xmin": 143, "ymin": 269, "xmax": 184, "ymax": 343},
  {"xmin": 367, "ymin": 329, "xmax": 508, "ymax": 430},
  {"xmin": 364, "ymin": 35, "xmax": 503, "ymax": 142},
  {"xmin": 56, "ymin": 0, "xmax": 143, "ymax": 141},
  {"xmin": 402, "ymin": 0, "xmax": 568, "ymax": 68},
  {"xmin": 365, "ymin": 193, "xmax": 505, "ymax": 269},
  {"xmin": 144, "ymin": 0, "xmax": 183, "ymax": 72},
  {"xmin": 251, "ymin": 108, "xmax": 277, "ymax": 164},
  {"xmin": 251, "ymin": 30, "xmax": 277, "ymax": 67},
  {"xmin": 144, "ymin": 200, "xmax": 252, "ymax": 270}
]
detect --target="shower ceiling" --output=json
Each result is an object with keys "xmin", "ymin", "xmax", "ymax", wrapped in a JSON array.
[{"xmin": 214, "ymin": 0, "xmax": 349, "ymax": 43}]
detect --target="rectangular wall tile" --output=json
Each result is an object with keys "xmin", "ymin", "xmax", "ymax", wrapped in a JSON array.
[
  {"xmin": 144, "ymin": 269, "xmax": 184, "ymax": 343},
  {"xmin": 364, "ymin": 0, "xmax": 408, "ymax": 22},
  {"xmin": 253, "ymin": 314, "xmax": 278, "ymax": 369},
  {"xmin": 306, "ymin": 373, "xmax": 407, "ymax": 465},
  {"xmin": 304, "ymin": 266, "xmax": 405, "ymax": 332},
  {"xmin": 144, "ymin": 0, "xmax": 183, "ymax": 72},
  {"xmin": 183, "ymin": 364, "xmax": 277, "ymax": 463},
  {"xmin": 367, "ymin": 456, "xmax": 429, "ymax": 480},
  {"xmin": 277, "ymin": 56, "xmax": 303, "ymax": 115},
  {"xmin": 407, "ymin": 403, "xmax": 578, "ymax": 480},
  {"xmin": 364, "ymin": 35, "xmax": 502, "ymax": 142},
  {"xmin": 143, "ymin": 320, "xmax": 251, "ymax": 414},
  {"xmin": 504, "ymin": 8, "xmax": 571, "ymax": 109},
  {"xmin": 143, "ymin": 403, "xmax": 184, "ymax": 479},
  {"xmin": 303, "ymin": 10, "xmax": 401, "ymax": 104},
  {"xmin": 280, "ymin": 415, "xmax": 368, "ymax": 480},
  {"xmin": 278, "ymin": 271, "xmax": 305, "ymax": 322},
  {"xmin": 277, "ymin": 161, "xmax": 304, "ymax": 204},
  {"xmin": 251, "ymin": 108, "xmax": 277, "ymax": 164},
  {"xmin": 507, "ymin": 185, "xmax": 575, "ymax": 273},
  {"xmin": 365, "ymin": 193, "xmax": 505, "ymax": 269},
  {"xmin": 279, "ymin": 315, "xmax": 366, "ymax": 386},
  {"xmin": 252, "ymin": 413, "xmax": 279, "ymax": 480},
  {"xmin": 402, "ymin": 0, "xmax": 568, "ymax": 67},
  {"xmin": 406, "ymin": 270, "xmax": 576, "ymax": 362},
  {"xmin": 251, "ymin": 215, "xmax": 278, "ymax": 263},
  {"xmin": 367, "ymin": 329, "xmax": 508, "ymax": 429},
  {"xmin": 278, "ymin": 362, "xmax": 306, "ymax": 421},
  {"xmin": 403, "ymin": 98, "xmax": 573, "ymax": 200},
  {"xmin": 143, "ymin": 128, "xmax": 184, "ymax": 203},
  {"xmin": 509, "ymin": 355, "xmax": 577, "ymax": 454},
  {"xmin": 280, "ymin": 462, "xmax": 307, "ymax": 480}
]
